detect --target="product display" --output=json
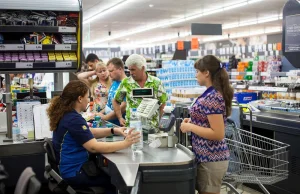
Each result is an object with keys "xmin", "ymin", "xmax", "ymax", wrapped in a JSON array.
[
  {"xmin": 0, "ymin": 51, "xmax": 76, "ymax": 62},
  {"xmin": 170, "ymin": 87, "xmax": 206, "ymax": 104},
  {"xmin": 157, "ymin": 60, "xmax": 198, "ymax": 103},
  {"xmin": 0, "ymin": 11, "xmax": 78, "ymax": 27}
]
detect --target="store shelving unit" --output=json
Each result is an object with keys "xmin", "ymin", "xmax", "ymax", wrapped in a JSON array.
[
  {"xmin": 229, "ymin": 71, "xmax": 300, "ymax": 92},
  {"xmin": 0, "ymin": 0, "xmax": 82, "ymax": 73},
  {"xmin": 0, "ymin": 0, "xmax": 82, "ymax": 142}
]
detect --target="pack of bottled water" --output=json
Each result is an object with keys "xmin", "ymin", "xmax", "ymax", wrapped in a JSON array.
[{"xmin": 157, "ymin": 60, "xmax": 200, "ymax": 103}]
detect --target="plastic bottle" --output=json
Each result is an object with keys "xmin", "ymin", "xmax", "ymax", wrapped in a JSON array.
[
  {"xmin": 130, "ymin": 108, "xmax": 143, "ymax": 151},
  {"xmin": 12, "ymin": 119, "xmax": 20, "ymax": 142},
  {"xmin": 95, "ymin": 115, "xmax": 102, "ymax": 127}
]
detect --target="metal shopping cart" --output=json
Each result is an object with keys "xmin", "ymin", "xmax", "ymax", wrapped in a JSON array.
[{"xmin": 222, "ymin": 116, "xmax": 290, "ymax": 194}]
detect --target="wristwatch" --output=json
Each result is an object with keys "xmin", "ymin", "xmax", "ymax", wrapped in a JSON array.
[{"xmin": 111, "ymin": 128, "xmax": 114, "ymax": 135}]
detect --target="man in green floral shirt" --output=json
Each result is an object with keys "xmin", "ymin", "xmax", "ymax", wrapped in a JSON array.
[{"xmin": 113, "ymin": 54, "xmax": 167, "ymax": 130}]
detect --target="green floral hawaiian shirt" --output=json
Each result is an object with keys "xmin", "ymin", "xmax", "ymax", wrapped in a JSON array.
[{"xmin": 114, "ymin": 73, "xmax": 167, "ymax": 129}]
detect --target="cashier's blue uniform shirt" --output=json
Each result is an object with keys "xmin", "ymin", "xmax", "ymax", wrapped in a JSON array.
[{"xmin": 53, "ymin": 110, "xmax": 94, "ymax": 179}]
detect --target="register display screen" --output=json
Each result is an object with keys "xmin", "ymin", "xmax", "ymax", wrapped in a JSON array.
[{"xmin": 132, "ymin": 88, "xmax": 153, "ymax": 97}]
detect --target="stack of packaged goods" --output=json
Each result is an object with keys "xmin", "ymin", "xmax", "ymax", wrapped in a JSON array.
[
  {"xmin": 170, "ymin": 87, "xmax": 206, "ymax": 105},
  {"xmin": 237, "ymin": 62, "xmax": 246, "ymax": 80},
  {"xmin": 157, "ymin": 60, "xmax": 199, "ymax": 103}
]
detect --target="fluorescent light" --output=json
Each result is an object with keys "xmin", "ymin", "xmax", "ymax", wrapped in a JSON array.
[
  {"xmin": 202, "ymin": 27, "xmax": 282, "ymax": 43},
  {"xmin": 87, "ymin": 0, "xmax": 264, "ymax": 45},
  {"xmin": 239, "ymin": 21, "xmax": 258, "ymax": 27},
  {"xmin": 248, "ymin": 0, "xmax": 264, "ymax": 3},
  {"xmin": 83, "ymin": 0, "xmax": 129, "ymax": 25},
  {"xmin": 222, "ymin": 14, "xmax": 282, "ymax": 29},
  {"xmin": 223, "ymin": 2, "xmax": 247, "ymax": 10}
]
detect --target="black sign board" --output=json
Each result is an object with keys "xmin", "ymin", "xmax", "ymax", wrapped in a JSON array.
[
  {"xmin": 285, "ymin": 14, "xmax": 300, "ymax": 52},
  {"xmin": 282, "ymin": 0, "xmax": 300, "ymax": 68}
]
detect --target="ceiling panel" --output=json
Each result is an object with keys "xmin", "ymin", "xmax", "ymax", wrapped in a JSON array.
[{"xmin": 82, "ymin": 0, "xmax": 287, "ymax": 47}]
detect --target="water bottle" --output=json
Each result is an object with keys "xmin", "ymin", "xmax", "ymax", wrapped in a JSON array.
[
  {"xmin": 95, "ymin": 115, "xmax": 102, "ymax": 127},
  {"xmin": 12, "ymin": 119, "xmax": 20, "ymax": 142},
  {"xmin": 130, "ymin": 108, "xmax": 143, "ymax": 151}
]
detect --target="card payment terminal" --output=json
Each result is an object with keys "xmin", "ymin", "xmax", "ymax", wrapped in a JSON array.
[{"xmin": 159, "ymin": 112, "xmax": 176, "ymax": 132}]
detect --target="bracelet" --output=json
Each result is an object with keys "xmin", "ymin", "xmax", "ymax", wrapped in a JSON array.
[{"xmin": 111, "ymin": 128, "xmax": 114, "ymax": 135}]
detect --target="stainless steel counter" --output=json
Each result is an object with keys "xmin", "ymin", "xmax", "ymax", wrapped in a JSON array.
[
  {"xmin": 243, "ymin": 111, "xmax": 300, "ymax": 134},
  {"xmin": 99, "ymin": 136, "xmax": 195, "ymax": 187}
]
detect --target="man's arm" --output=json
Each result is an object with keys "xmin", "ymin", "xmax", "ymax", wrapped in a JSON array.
[
  {"xmin": 98, "ymin": 102, "xmax": 126, "ymax": 121},
  {"xmin": 113, "ymin": 99, "xmax": 123, "ymax": 120},
  {"xmin": 77, "ymin": 71, "xmax": 95, "ymax": 86},
  {"xmin": 159, "ymin": 103, "xmax": 166, "ymax": 118}
]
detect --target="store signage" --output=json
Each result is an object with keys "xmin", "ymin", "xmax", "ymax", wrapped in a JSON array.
[
  {"xmin": 58, "ymin": 26, "xmax": 76, "ymax": 33},
  {"xmin": 25, "ymin": 45, "xmax": 42, "ymax": 50},
  {"xmin": 177, "ymin": 41, "xmax": 184, "ymax": 50},
  {"xmin": 56, "ymin": 62, "xmax": 73, "ymax": 68},
  {"xmin": 191, "ymin": 23, "xmax": 222, "ymax": 35},
  {"xmin": 191, "ymin": 38, "xmax": 199, "ymax": 50},
  {"xmin": 172, "ymin": 44, "xmax": 176, "ymax": 52},
  {"xmin": 276, "ymin": 42, "xmax": 282, "ymax": 51},
  {"xmin": 285, "ymin": 14, "xmax": 300, "ymax": 52},
  {"xmin": 16, "ymin": 62, "xmax": 33, "ymax": 68},
  {"xmin": 0, "ymin": 44, "xmax": 24, "ymax": 50},
  {"xmin": 55, "ymin": 45, "xmax": 72, "ymax": 50}
]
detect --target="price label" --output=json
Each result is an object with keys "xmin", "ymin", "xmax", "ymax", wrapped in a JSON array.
[
  {"xmin": 16, "ymin": 62, "xmax": 33, "ymax": 68},
  {"xmin": 236, "ymin": 85, "xmax": 246, "ymax": 89},
  {"xmin": 0, "ymin": 44, "xmax": 24, "ymax": 50},
  {"xmin": 55, "ymin": 45, "xmax": 72, "ymax": 50},
  {"xmin": 56, "ymin": 62, "xmax": 73, "ymax": 68},
  {"xmin": 231, "ymin": 72, "xmax": 240, "ymax": 75},
  {"xmin": 25, "ymin": 45, "xmax": 42, "ymax": 50},
  {"xmin": 260, "ymin": 72, "xmax": 270, "ymax": 76},
  {"xmin": 58, "ymin": 26, "xmax": 76, "ymax": 33},
  {"xmin": 246, "ymin": 72, "xmax": 253, "ymax": 75}
]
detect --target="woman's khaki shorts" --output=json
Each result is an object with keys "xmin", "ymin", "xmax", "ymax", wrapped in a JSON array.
[{"xmin": 196, "ymin": 160, "xmax": 229, "ymax": 193}]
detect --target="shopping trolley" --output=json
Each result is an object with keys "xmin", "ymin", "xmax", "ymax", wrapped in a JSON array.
[{"xmin": 223, "ymin": 118, "xmax": 290, "ymax": 194}]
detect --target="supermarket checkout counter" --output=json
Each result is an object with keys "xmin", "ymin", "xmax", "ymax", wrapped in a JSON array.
[
  {"xmin": 98, "ymin": 137, "xmax": 195, "ymax": 194},
  {"xmin": 242, "ymin": 111, "xmax": 300, "ymax": 194},
  {"xmin": 0, "ymin": 122, "xmax": 196, "ymax": 194},
  {"xmin": 0, "ymin": 137, "xmax": 45, "ymax": 187}
]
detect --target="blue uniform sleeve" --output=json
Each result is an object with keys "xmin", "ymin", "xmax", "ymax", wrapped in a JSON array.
[{"xmin": 66, "ymin": 114, "xmax": 94, "ymax": 145}]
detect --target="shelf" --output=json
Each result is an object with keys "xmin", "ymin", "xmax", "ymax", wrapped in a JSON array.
[
  {"xmin": 275, "ymin": 79, "xmax": 300, "ymax": 84},
  {"xmin": 235, "ymin": 85, "xmax": 247, "ymax": 89},
  {"xmin": 229, "ymin": 71, "xmax": 300, "ymax": 77},
  {"xmin": 248, "ymin": 86, "xmax": 288, "ymax": 92},
  {"xmin": 0, "ymin": 61, "xmax": 77, "ymax": 72},
  {"xmin": 0, "ymin": 44, "xmax": 78, "ymax": 51},
  {"xmin": 0, "ymin": 26, "xmax": 76, "ymax": 33}
]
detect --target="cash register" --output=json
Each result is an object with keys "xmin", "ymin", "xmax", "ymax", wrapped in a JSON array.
[{"xmin": 132, "ymin": 88, "xmax": 177, "ymax": 147}]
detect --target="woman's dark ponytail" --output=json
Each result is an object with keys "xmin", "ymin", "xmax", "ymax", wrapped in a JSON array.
[{"xmin": 212, "ymin": 68, "xmax": 234, "ymax": 117}]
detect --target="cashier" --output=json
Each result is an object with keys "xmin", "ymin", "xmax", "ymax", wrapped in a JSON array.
[
  {"xmin": 47, "ymin": 80, "xmax": 140, "ymax": 193},
  {"xmin": 113, "ymin": 54, "xmax": 168, "ymax": 128},
  {"xmin": 180, "ymin": 55, "xmax": 233, "ymax": 194}
]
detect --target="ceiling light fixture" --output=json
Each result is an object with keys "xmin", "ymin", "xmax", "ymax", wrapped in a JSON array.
[
  {"xmin": 223, "ymin": 14, "xmax": 282, "ymax": 29},
  {"xmin": 83, "ymin": 0, "xmax": 129, "ymax": 25},
  {"xmin": 202, "ymin": 27, "xmax": 282, "ymax": 42},
  {"xmin": 87, "ymin": 0, "xmax": 265, "ymax": 46},
  {"xmin": 149, "ymin": 4, "xmax": 154, "ymax": 7},
  {"xmin": 106, "ymin": 15, "xmax": 281, "ymax": 48}
]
